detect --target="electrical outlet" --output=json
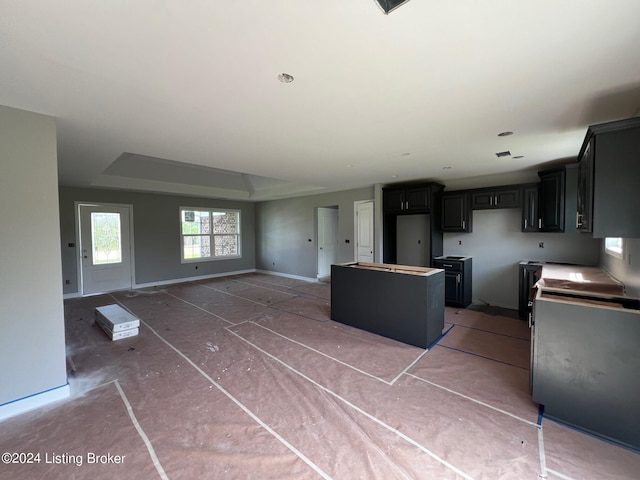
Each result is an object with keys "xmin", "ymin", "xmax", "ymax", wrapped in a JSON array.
[
  {"xmin": 458, "ymin": 240, "xmax": 462, "ymax": 245},
  {"xmin": 539, "ymin": 242, "xmax": 544, "ymax": 248}
]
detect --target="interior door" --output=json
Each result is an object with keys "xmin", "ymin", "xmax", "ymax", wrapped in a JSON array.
[
  {"xmin": 355, "ymin": 201, "xmax": 374, "ymax": 262},
  {"xmin": 79, "ymin": 203, "xmax": 133, "ymax": 295},
  {"xmin": 317, "ymin": 207, "xmax": 338, "ymax": 278}
]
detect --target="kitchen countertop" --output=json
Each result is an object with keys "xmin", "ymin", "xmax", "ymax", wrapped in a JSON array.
[{"xmin": 535, "ymin": 264, "xmax": 625, "ymax": 296}]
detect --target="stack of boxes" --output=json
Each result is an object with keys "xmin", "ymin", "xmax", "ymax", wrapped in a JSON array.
[{"xmin": 95, "ymin": 304, "xmax": 140, "ymax": 341}]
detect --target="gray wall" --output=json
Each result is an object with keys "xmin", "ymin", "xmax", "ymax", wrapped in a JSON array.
[
  {"xmin": 443, "ymin": 209, "xmax": 601, "ymax": 309},
  {"xmin": 600, "ymin": 238, "xmax": 640, "ymax": 298},
  {"xmin": 255, "ymin": 187, "xmax": 374, "ymax": 279},
  {"xmin": 0, "ymin": 105, "xmax": 68, "ymax": 407},
  {"xmin": 442, "ymin": 164, "xmax": 601, "ymax": 309},
  {"xmin": 59, "ymin": 187, "xmax": 256, "ymax": 295}
]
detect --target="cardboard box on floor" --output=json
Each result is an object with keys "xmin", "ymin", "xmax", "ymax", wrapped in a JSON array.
[{"xmin": 95, "ymin": 304, "xmax": 140, "ymax": 341}]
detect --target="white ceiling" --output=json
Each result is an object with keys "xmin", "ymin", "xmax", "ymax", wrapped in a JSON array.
[{"xmin": 2, "ymin": 1, "xmax": 640, "ymax": 200}]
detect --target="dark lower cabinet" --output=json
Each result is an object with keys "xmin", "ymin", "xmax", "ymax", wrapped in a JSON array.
[
  {"xmin": 433, "ymin": 256, "xmax": 472, "ymax": 307},
  {"xmin": 518, "ymin": 261, "xmax": 542, "ymax": 318}
]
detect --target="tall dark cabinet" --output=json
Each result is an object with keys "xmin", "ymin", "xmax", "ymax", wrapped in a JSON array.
[
  {"xmin": 521, "ymin": 168, "xmax": 565, "ymax": 232},
  {"xmin": 383, "ymin": 182, "xmax": 444, "ymax": 267},
  {"xmin": 576, "ymin": 116, "xmax": 640, "ymax": 238}
]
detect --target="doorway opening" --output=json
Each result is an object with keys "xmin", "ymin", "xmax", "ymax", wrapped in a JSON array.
[{"xmin": 317, "ymin": 206, "xmax": 338, "ymax": 280}]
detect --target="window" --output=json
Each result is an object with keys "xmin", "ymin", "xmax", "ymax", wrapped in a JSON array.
[
  {"xmin": 180, "ymin": 208, "xmax": 241, "ymax": 262},
  {"xmin": 605, "ymin": 237, "xmax": 624, "ymax": 258},
  {"xmin": 91, "ymin": 212, "xmax": 122, "ymax": 264}
]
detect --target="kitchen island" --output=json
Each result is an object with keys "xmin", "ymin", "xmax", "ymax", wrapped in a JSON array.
[{"xmin": 331, "ymin": 262, "xmax": 444, "ymax": 349}]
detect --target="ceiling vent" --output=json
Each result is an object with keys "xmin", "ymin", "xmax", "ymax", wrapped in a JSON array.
[
  {"xmin": 375, "ymin": 0, "xmax": 411, "ymax": 14},
  {"xmin": 495, "ymin": 151, "xmax": 511, "ymax": 158}
]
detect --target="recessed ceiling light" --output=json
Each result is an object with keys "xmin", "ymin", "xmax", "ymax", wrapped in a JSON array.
[
  {"xmin": 442, "ymin": 166, "xmax": 452, "ymax": 170},
  {"xmin": 401, "ymin": 152, "xmax": 411, "ymax": 156},
  {"xmin": 495, "ymin": 151, "xmax": 511, "ymax": 158},
  {"xmin": 498, "ymin": 131, "xmax": 514, "ymax": 137},
  {"xmin": 512, "ymin": 155, "xmax": 524, "ymax": 159},
  {"xmin": 391, "ymin": 174, "xmax": 399, "ymax": 178},
  {"xmin": 277, "ymin": 73, "xmax": 294, "ymax": 83}
]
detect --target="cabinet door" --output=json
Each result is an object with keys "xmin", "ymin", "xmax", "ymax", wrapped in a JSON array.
[
  {"xmin": 519, "ymin": 263, "xmax": 541, "ymax": 318},
  {"xmin": 471, "ymin": 191, "xmax": 494, "ymax": 209},
  {"xmin": 405, "ymin": 187, "xmax": 430, "ymax": 212},
  {"xmin": 472, "ymin": 187, "xmax": 521, "ymax": 209},
  {"xmin": 577, "ymin": 141, "xmax": 593, "ymax": 232},
  {"xmin": 522, "ymin": 185, "xmax": 539, "ymax": 232},
  {"xmin": 494, "ymin": 187, "xmax": 521, "ymax": 208},
  {"xmin": 539, "ymin": 169, "xmax": 565, "ymax": 232},
  {"xmin": 442, "ymin": 193, "xmax": 471, "ymax": 232},
  {"xmin": 383, "ymin": 189, "xmax": 405, "ymax": 214},
  {"xmin": 444, "ymin": 271, "xmax": 462, "ymax": 305}
]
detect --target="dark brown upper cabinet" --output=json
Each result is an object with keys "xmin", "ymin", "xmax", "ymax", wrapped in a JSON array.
[
  {"xmin": 521, "ymin": 168, "xmax": 566, "ymax": 233},
  {"xmin": 383, "ymin": 185, "xmax": 433, "ymax": 214},
  {"xmin": 441, "ymin": 192, "xmax": 472, "ymax": 232},
  {"xmin": 576, "ymin": 116, "xmax": 640, "ymax": 238},
  {"xmin": 471, "ymin": 186, "xmax": 521, "ymax": 210}
]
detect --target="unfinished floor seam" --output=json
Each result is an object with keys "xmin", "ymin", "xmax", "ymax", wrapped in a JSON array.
[
  {"xmin": 240, "ymin": 321, "xmax": 397, "ymax": 385},
  {"xmin": 404, "ymin": 373, "xmax": 538, "ymax": 428},
  {"xmin": 434, "ymin": 344, "xmax": 529, "ymax": 371},
  {"xmin": 446, "ymin": 322, "xmax": 531, "ymax": 341},
  {"xmin": 161, "ymin": 290, "xmax": 236, "ymax": 326},
  {"xmin": 388, "ymin": 348, "xmax": 429, "ymax": 385},
  {"xmin": 198, "ymin": 282, "xmax": 288, "ymax": 307},
  {"xmin": 537, "ymin": 425, "xmax": 548, "ymax": 479},
  {"xmin": 545, "ymin": 467, "xmax": 573, "ymax": 479},
  {"xmin": 137, "ymin": 318, "xmax": 333, "ymax": 480},
  {"xmin": 225, "ymin": 327, "xmax": 475, "ymax": 480},
  {"xmin": 113, "ymin": 379, "xmax": 168, "ymax": 480}
]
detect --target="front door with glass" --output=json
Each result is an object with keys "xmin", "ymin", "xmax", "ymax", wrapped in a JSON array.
[{"xmin": 78, "ymin": 203, "xmax": 133, "ymax": 295}]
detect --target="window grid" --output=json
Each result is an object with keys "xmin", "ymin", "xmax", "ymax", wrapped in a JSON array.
[{"xmin": 180, "ymin": 208, "xmax": 240, "ymax": 262}]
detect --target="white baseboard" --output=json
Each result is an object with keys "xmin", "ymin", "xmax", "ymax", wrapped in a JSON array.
[
  {"xmin": 63, "ymin": 269, "xmax": 258, "ymax": 299},
  {"xmin": 0, "ymin": 383, "xmax": 70, "ymax": 422},
  {"xmin": 134, "ymin": 269, "xmax": 257, "ymax": 289},
  {"xmin": 255, "ymin": 269, "xmax": 318, "ymax": 283}
]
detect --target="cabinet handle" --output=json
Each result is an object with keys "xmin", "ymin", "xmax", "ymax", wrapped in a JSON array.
[
  {"xmin": 576, "ymin": 212, "xmax": 583, "ymax": 228},
  {"xmin": 538, "ymin": 219, "xmax": 542, "ymax": 229},
  {"xmin": 443, "ymin": 263, "xmax": 453, "ymax": 268},
  {"xmin": 462, "ymin": 220, "xmax": 465, "ymax": 230},
  {"xmin": 494, "ymin": 196, "xmax": 498, "ymax": 205},
  {"xmin": 489, "ymin": 196, "xmax": 493, "ymax": 206},
  {"xmin": 456, "ymin": 274, "xmax": 461, "ymax": 284},
  {"xmin": 524, "ymin": 219, "xmax": 528, "ymax": 229}
]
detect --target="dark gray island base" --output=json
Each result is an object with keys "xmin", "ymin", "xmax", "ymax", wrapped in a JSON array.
[{"xmin": 331, "ymin": 262, "xmax": 445, "ymax": 349}]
